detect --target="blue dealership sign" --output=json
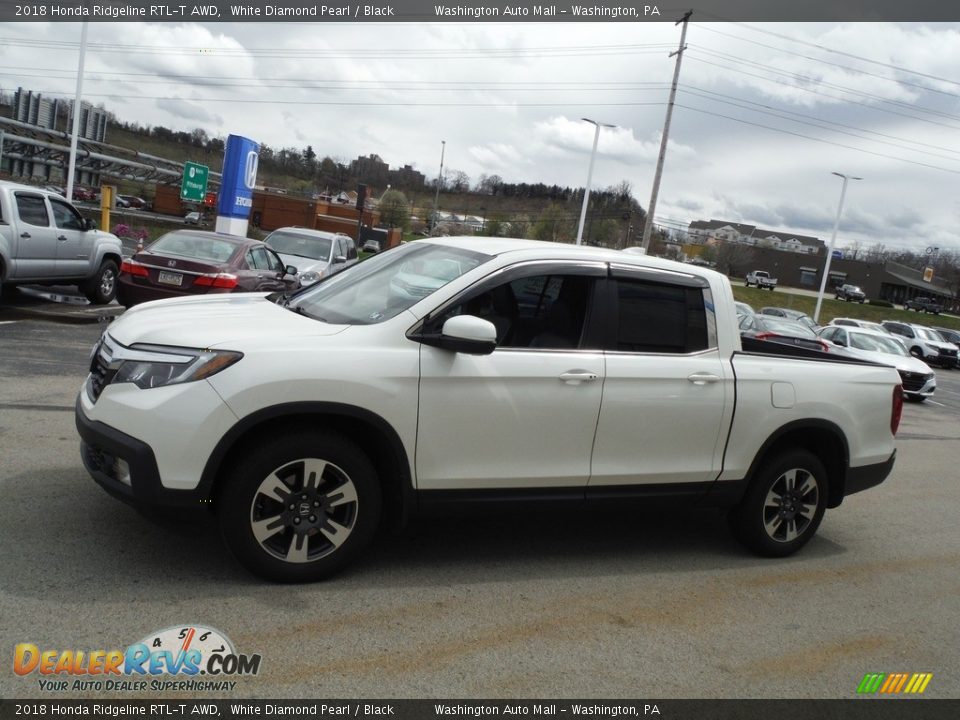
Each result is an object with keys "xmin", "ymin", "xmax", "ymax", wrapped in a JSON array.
[{"xmin": 217, "ymin": 134, "xmax": 260, "ymax": 220}]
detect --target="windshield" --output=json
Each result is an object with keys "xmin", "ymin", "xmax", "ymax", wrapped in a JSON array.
[
  {"xmin": 289, "ymin": 242, "xmax": 490, "ymax": 324},
  {"xmin": 265, "ymin": 231, "xmax": 332, "ymax": 261},
  {"xmin": 849, "ymin": 332, "xmax": 909, "ymax": 356},
  {"xmin": 917, "ymin": 327, "xmax": 943, "ymax": 342}
]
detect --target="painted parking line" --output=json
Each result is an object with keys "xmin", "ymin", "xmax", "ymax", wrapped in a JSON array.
[
  {"xmin": 925, "ymin": 399, "xmax": 948, "ymax": 407},
  {"xmin": 0, "ymin": 321, "xmax": 18, "ymax": 325}
]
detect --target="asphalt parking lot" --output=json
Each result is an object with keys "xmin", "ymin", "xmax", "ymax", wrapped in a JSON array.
[{"xmin": 0, "ymin": 304, "xmax": 958, "ymax": 700}]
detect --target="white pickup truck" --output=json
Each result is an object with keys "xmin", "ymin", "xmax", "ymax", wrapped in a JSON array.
[
  {"xmin": 745, "ymin": 270, "xmax": 778, "ymax": 290},
  {"xmin": 0, "ymin": 180, "xmax": 124, "ymax": 303},
  {"xmin": 76, "ymin": 238, "xmax": 901, "ymax": 582}
]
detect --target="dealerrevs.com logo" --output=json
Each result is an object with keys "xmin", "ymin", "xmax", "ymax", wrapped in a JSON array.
[{"xmin": 14, "ymin": 625, "xmax": 261, "ymax": 693}]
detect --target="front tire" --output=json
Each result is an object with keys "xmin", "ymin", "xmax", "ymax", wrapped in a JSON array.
[
  {"xmin": 729, "ymin": 449, "xmax": 828, "ymax": 557},
  {"xmin": 218, "ymin": 430, "xmax": 382, "ymax": 582},
  {"xmin": 82, "ymin": 260, "xmax": 119, "ymax": 304}
]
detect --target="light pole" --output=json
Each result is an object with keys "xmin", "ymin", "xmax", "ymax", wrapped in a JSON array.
[
  {"xmin": 431, "ymin": 140, "xmax": 446, "ymax": 233},
  {"xmin": 813, "ymin": 172, "xmax": 862, "ymax": 324},
  {"xmin": 575, "ymin": 118, "xmax": 614, "ymax": 246},
  {"xmin": 65, "ymin": 21, "xmax": 89, "ymax": 202}
]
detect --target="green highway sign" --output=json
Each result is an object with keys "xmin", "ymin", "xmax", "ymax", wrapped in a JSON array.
[{"xmin": 181, "ymin": 162, "xmax": 209, "ymax": 202}]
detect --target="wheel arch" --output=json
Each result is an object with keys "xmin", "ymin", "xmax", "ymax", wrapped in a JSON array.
[
  {"xmin": 202, "ymin": 402, "xmax": 414, "ymax": 531},
  {"xmin": 744, "ymin": 420, "xmax": 850, "ymax": 509}
]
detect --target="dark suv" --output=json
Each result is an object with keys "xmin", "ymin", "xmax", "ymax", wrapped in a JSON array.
[
  {"xmin": 835, "ymin": 284, "xmax": 866, "ymax": 303},
  {"xmin": 904, "ymin": 296, "xmax": 943, "ymax": 314}
]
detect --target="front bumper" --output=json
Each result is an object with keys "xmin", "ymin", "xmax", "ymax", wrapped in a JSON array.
[{"xmin": 76, "ymin": 395, "xmax": 212, "ymax": 508}]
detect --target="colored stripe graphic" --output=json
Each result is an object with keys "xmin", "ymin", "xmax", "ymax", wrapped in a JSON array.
[
  {"xmin": 857, "ymin": 673, "xmax": 885, "ymax": 693},
  {"xmin": 858, "ymin": 672, "xmax": 932, "ymax": 694}
]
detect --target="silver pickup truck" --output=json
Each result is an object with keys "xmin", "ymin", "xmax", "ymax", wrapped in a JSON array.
[{"xmin": 0, "ymin": 180, "xmax": 124, "ymax": 304}]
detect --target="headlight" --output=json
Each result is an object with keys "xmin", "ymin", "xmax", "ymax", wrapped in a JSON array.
[
  {"xmin": 299, "ymin": 271, "xmax": 321, "ymax": 286},
  {"xmin": 110, "ymin": 344, "xmax": 243, "ymax": 390}
]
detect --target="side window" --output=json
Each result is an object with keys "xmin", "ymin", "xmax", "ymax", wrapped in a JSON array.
[
  {"xmin": 15, "ymin": 194, "xmax": 50, "ymax": 227},
  {"xmin": 819, "ymin": 327, "xmax": 836, "ymax": 341},
  {"xmin": 346, "ymin": 238, "xmax": 358, "ymax": 260},
  {"xmin": 429, "ymin": 273, "xmax": 593, "ymax": 350},
  {"xmin": 337, "ymin": 238, "xmax": 348, "ymax": 259},
  {"xmin": 613, "ymin": 278, "xmax": 710, "ymax": 354},
  {"xmin": 265, "ymin": 249, "xmax": 284, "ymax": 272},
  {"xmin": 50, "ymin": 199, "xmax": 85, "ymax": 230},
  {"xmin": 246, "ymin": 248, "xmax": 266, "ymax": 270}
]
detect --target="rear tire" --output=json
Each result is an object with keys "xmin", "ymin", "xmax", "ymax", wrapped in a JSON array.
[
  {"xmin": 729, "ymin": 449, "xmax": 828, "ymax": 557},
  {"xmin": 82, "ymin": 260, "xmax": 119, "ymax": 304},
  {"xmin": 218, "ymin": 430, "xmax": 382, "ymax": 582}
]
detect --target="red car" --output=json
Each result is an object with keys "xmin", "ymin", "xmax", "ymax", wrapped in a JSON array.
[{"xmin": 116, "ymin": 230, "xmax": 299, "ymax": 307}]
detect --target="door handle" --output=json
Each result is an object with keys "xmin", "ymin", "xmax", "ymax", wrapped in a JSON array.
[
  {"xmin": 559, "ymin": 371, "xmax": 599, "ymax": 384},
  {"xmin": 57, "ymin": 235, "xmax": 68, "ymax": 241},
  {"xmin": 20, "ymin": 232, "xmax": 31, "ymax": 239},
  {"xmin": 687, "ymin": 372, "xmax": 721, "ymax": 385}
]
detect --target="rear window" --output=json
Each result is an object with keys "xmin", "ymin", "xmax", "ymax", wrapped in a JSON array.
[
  {"xmin": 614, "ymin": 279, "xmax": 710, "ymax": 354},
  {"xmin": 149, "ymin": 232, "xmax": 238, "ymax": 263}
]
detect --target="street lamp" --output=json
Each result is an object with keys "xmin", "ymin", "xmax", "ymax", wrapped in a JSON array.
[
  {"xmin": 431, "ymin": 140, "xmax": 446, "ymax": 233},
  {"xmin": 813, "ymin": 172, "xmax": 862, "ymax": 324},
  {"xmin": 576, "ymin": 118, "xmax": 615, "ymax": 246}
]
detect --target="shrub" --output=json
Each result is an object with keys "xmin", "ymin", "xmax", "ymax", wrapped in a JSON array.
[
  {"xmin": 868, "ymin": 299, "xmax": 894, "ymax": 308},
  {"xmin": 111, "ymin": 223, "xmax": 132, "ymax": 238}
]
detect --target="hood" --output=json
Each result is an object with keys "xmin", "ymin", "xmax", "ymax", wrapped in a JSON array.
[
  {"xmin": 274, "ymin": 252, "xmax": 330, "ymax": 276},
  {"xmin": 844, "ymin": 346, "xmax": 934, "ymax": 375},
  {"xmin": 107, "ymin": 293, "xmax": 347, "ymax": 348}
]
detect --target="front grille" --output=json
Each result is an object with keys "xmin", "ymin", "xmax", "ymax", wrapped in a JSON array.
[
  {"xmin": 899, "ymin": 370, "xmax": 932, "ymax": 392},
  {"xmin": 87, "ymin": 339, "xmax": 118, "ymax": 402},
  {"xmin": 939, "ymin": 347, "xmax": 958, "ymax": 358}
]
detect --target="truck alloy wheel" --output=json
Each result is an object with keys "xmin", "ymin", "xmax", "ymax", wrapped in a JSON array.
[
  {"xmin": 218, "ymin": 431, "xmax": 381, "ymax": 582},
  {"xmin": 83, "ymin": 260, "xmax": 119, "ymax": 304},
  {"xmin": 730, "ymin": 449, "xmax": 827, "ymax": 557}
]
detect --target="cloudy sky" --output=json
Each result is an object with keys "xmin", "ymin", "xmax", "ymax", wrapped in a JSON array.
[{"xmin": 2, "ymin": 19, "xmax": 960, "ymax": 253}]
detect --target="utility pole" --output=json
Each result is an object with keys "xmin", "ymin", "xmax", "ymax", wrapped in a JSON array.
[
  {"xmin": 431, "ymin": 140, "xmax": 446, "ymax": 234},
  {"xmin": 641, "ymin": 10, "xmax": 692, "ymax": 252}
]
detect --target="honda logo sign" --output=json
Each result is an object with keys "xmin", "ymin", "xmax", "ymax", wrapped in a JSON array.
[{"xmin": 244, "ymin": 151, "xmax": 259, "ymax": 190}]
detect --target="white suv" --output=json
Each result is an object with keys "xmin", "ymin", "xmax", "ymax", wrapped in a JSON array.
[{"xmin": 881, "ymin": 320, "xmax": 959, "ymax": 369}]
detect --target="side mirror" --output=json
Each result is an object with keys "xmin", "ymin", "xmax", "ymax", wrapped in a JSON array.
[
  {"xmin": 419, "ymin": 315, "xmax": 497, "ymax": 355},
  {"xmin": 84, "ymin": 218, "xmax": 97, "ymax": 231},
  {"xmin": 285, "ymin": 265, "xmax": 298, "ymax": 276},
  {"xmin": 834, "ymin": 338, "xmax": 846, "ymax": 347},
  {"xmin": 333, "ymin": 255, "xmax": 347, "ymax": 265}
]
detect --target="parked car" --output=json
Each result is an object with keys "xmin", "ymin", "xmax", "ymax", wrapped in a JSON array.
[
  {"xmin": 184, "ymin": 211, "xmax": 202, "ymax": 226},
  {"xmin": 118, "ymin": 195, "xmax": 148, "ymax": 210},
  {"xmin": 881, "ymin": 320, "xmax": 959, "ymax": 368},
  {"xmin": 932, "ymin": 326, "xmax": 960, "ymax": 350},
  {"xmin": 362, "ymin": 239, "xmax": 382, "ymax": 254},
  {"xmin": 745, "ymin": 270, "xmax": 777, "ymax": 290},
  {"xmin": 829, "ymin": 318, "xmax": 889, "ymax": 334},
  {"xmin": 77, "ymin": 237, "xmax": 901, "ymax": 581},
  {"xmin": 72, "ymin": 186, "xmax": 98, "ymax": 203},
  {"xmin": 0, "ymin": 180, "xmax": 123, "ymax": 304},
  {"xmin": 904, "ymin": 296, "xmax": 943, "ymax": 314},
  {"xmin": 113, "ymin": 195, "xmax": 131, "ymax": 209},
  {"xmin": 43, "ymin": 185, "xmax": 66, "ymax": 197},
  {"xmin": 264, "ymin": 228, "xmax": 358, "ymax": 287},
  {"xmin": 819, "ymin": 326, "xmax": 936, "ymax": 402},
  {"xmin": 834, "ymin": 284, "xmax": 866, "ymax": 303},
  {"xmin": 739, "ymin": 313, "xmax": 831, "ymax": 354},
  {"xmin": 116, "ymin": 229, "xmax": 299, "ymax": 307},
  {"xmin": 759, "ymin": 306, "xmax": 819, "ymax": 331},
  {"xmin": 734, "ymin": 301, "xmax": 754, "ymax": 318}
]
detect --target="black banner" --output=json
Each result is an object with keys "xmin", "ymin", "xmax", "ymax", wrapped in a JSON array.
[
  {"xmin": 2, "ymin": 700, "xmax": 960, "ymax": 720},
  {"xmin": 2, "ymin": 0, "xmax": 960, "ymax": 24}
]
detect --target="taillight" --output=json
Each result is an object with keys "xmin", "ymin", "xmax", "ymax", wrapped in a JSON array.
[
  {"xmin": 817, "ymin": 340, "xmax": 830, "ymax": 353},
  {"xmin": 194, "ymin": 273, "xmax": 239, "ymax": 289},
  {"xmin": 120, "ymin": 259, "xmax": 149, "ymax": 277},
  {"xmin": 891, "ymin": 385, "xmax": 903, "ymax": 435},
  {"xmin": 754, "ymin": 332, "xmax": 776, "ymax": 341}
]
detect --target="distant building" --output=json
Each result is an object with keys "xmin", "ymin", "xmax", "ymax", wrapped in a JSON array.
[
  {"xmin": 349, "ymin": 154, "xmax": 389, "ymax": 186},
  {"xmin": 687, "ymin": 218, "xmax": 823, "ymax": 255},
  {"xmin": 388, "ymin": 163, "xmax": 426, "ymax": 189}
]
